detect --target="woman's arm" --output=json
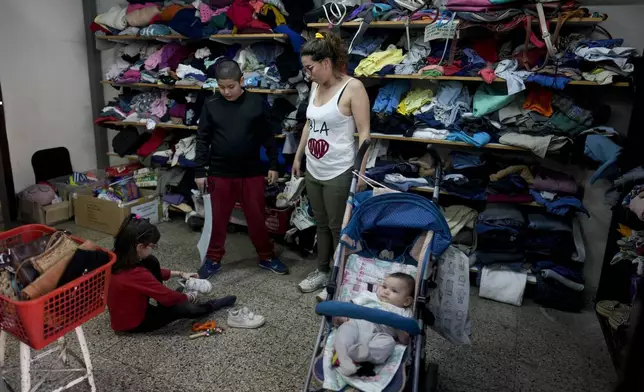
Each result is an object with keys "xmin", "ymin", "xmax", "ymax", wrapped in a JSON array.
[
  {"xmin": 292, "ymin": 119, "xmax": 310, "ymax": 177},
  {"xmin": 349, "ymin": 80, "xmax": 371, "ymax": 148}
]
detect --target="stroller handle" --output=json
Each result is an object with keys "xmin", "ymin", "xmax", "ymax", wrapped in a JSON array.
[{"xmin": 354, "ymin": 139, "xmax": 371, "ymax": 171}]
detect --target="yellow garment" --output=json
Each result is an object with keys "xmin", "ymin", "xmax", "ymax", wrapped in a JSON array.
[
  {"xmin": 397, "ymin": 89, "xmax": 434, "ymax": 116},
  {"xmin": 489, "ymin": 165, "xmax": 534, "ymax": 184},
  {"xmin": 354, "ymin": 45, "xmax": 405, "ymax": 77},
  {"xmin": 260, "ymin": 4, "xmax": 286, "ymax": 26}
]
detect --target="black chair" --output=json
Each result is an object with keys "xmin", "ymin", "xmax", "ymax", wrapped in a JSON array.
[{"xmin": 31, "ymin": 147, "xmax": 73, "ymax": 183}]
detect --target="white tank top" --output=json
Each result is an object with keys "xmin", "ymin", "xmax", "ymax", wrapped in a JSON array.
[{"xmin": 305, "ymin": 79, "xmax": 357, "ymax": 181}]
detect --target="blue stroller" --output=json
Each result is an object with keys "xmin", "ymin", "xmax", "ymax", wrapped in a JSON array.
[{"xmin": 303, "ymin": 142, "xmax": 452, "ymax": 392}]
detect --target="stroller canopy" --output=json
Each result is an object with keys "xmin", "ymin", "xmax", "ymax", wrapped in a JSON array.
[{"xmin": 342, "ymin": 192, "xmax": 452, "ymax": 256}]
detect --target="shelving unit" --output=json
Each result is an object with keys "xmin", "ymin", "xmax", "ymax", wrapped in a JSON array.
[
  {"xmin": 102, "ymin": 121, "xmax": 198, "ymax": 130},
  {"xmin": 306, "ymin": 16, "xmax": 605, "ymax": 30},
  {"xmin": 101, "ymin": 80, "xmax": 297, "ymax": 94},
  {"xmin": 96, "ymin": 33, "xmax": 288, "ymax": 42},
  {"xmin": 359, "ymin": 74, "xmax": 629, "ymax": 87},
  {"xmin": 368, "ymin": 133, "xmax": 530, "ymax": 152}
]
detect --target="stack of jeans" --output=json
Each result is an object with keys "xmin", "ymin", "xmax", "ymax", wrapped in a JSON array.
[
  {"xmin": 473, "ymin": 204, "xmax": 525, "ymax": 266},
  {"xmin": 526, "ymin": 213, "xmax": 585, "ymax": 311},
  {"xmin": 524, "ymin": 214, "xmax": 575, "ymax": 260}
]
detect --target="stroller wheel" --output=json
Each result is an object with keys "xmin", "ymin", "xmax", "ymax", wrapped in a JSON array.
[{"xmin": 422, "ymin": 362, "xmax": 439, "ymax": 392}]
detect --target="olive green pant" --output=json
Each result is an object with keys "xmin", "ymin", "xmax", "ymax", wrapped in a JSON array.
[{"xmin": 305, "ymin": 169, "xmax": 353, "ymax": 273}]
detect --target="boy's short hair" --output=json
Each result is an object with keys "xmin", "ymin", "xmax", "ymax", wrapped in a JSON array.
[
  {"xmin": 215, "ymin": 60, "xmax": 243, "ymax": 81},
  {"xmin": 387, "ymin": 272, "xmax": 416, "ymax": 296}
]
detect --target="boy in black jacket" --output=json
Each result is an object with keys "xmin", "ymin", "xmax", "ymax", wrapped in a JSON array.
[{"xmin": 195, "ymin": 60, "xmax": 289, "ymax": 278}]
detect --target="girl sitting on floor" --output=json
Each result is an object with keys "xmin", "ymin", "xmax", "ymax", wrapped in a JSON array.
[{"xmin": 107, "ymin": 214, "xmax": 262, "ymax": 333}]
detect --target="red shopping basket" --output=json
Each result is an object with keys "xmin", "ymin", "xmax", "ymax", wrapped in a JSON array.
[{"xmin": 0, "ymin": 225, "xmax": 116, "ymax": 350}]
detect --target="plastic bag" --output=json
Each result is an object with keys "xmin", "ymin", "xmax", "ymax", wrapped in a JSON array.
[{"xmin": 197, "ymin": 193, "xmax": 212, "ymax": 265}]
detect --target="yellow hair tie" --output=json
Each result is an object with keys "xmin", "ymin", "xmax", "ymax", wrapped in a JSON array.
[{"xmin": 315, "ymin": 32, "xmax": 324, "ymax": 39}]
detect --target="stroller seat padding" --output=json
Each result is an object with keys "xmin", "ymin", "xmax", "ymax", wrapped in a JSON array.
[
  {"xmin": 316, "ymin": 301, "xmax": 421, "ymax": 336},
  {"xmin": 314, "ymin": 352, "xmax": 407, "ymax": 392}
]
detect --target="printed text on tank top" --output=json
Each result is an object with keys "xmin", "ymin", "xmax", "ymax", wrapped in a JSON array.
[{"xmin": 307, "ymin": 79, "xmax": 353, "ymax": 161}]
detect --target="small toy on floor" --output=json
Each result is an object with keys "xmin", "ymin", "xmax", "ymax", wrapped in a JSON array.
[{"xmin": 189, "ymin": 320, "xmax": 224, "ymax": 339}]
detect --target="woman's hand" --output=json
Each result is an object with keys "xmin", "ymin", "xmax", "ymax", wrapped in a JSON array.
[{"xmin": 292, "ymin": 159, "xmax": 302, "ymax": 178}]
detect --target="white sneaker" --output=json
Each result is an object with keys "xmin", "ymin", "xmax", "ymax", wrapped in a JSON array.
[
  {"xmin": 298, "ymin": 270, "xmax": 329, "ymax": 293},
  {"xmin": 316, "ymin": 288, "xmax": 328, "ymax": 302},
  {"xmin": 227, "ymin": 307, "xmax": 266, "ymax": 329},
  {"xmin": 182, "ymin": 278, "xmax": 213, "ymax": 295}
]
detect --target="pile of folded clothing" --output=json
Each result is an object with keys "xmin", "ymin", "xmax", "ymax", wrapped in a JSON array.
[
  {"xmin": 102, "ymin": 40, "xmax": 305, "ymax": 91},
  {"xmin": 96, "ymin": 89, "xmax": 203, "ymax": 128},
  {"xmin": 487, "ymin": 164, "xmax": 533, "ymax": 204},
  {"xmin": 92, "ymin": 0, "xmax": 313, "ymax": 39},
  {"xmin": 473, "ymin": 204, "xmax": 526, "ymax": 267},
  {"xmin": 529, "ymin": 167, "xmax": 587, "ymax": 216},
  {"xmin": 367, "ymin": 78, "xmax": 619, "ymax": 155}
]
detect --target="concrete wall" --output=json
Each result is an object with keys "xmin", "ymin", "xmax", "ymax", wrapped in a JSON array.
[{"xmin": 0, "ymin": 1, "xmax": 96, "ymax": 192}]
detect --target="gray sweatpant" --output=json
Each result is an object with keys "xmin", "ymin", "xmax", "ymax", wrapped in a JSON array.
[{"xmin": 334, "ymin": 319, "xmax": 396, "ymax": 365}]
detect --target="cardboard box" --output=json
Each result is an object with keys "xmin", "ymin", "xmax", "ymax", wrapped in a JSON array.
[
  {"xmin": 19, "ymin": 198, "xmax": 72, "ymax": 226},
  {"xmin": 73, "ymin": 189, "xmax": 161, "ymax": 235},
  {"xmin": 49, "ymin": 170, "xmax": 104, "ymax": 216}
]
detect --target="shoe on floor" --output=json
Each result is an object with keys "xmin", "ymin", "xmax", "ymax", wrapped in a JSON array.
[
  {"xmin": 316, "ymin": 288, "xmax": 328, "ymax": 302},
  {"xmin": 198, "ymin": 259, "xmax": 221, "ymax": 279},
  {"xmin": 596, "ymin": 300, "xmax": 621, "ymax": 318},
  {"xmin": 608, "ymin": 305, "xmax": 632, "ymax": 330},
  {"xmin": 182, "ymin": 278, "xmax": 213, "ymax": 295},
  {"xmin": 227, "ymin": 307, "xmax": 266, "ymax": 329},
  {"xmin": 299, "ymin": 270, "xmax": 329, "ymax": 293},
  {"xmin": 259, "ymin": 258, "xmax": 289, "ymax": 275}
]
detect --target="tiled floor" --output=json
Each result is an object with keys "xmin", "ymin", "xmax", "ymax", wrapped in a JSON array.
[{"xmin": 2, "ymin": 220, "xmax": 617, "ymax": 392}]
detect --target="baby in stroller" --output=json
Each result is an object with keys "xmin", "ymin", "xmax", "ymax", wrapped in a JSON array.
[{"xmin": 333, "ymin": 273, "xmax": 415, "ymax": 376}]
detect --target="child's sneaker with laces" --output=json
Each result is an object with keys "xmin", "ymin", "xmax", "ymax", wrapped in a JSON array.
[
  {"xmin": 181, "ymin": 278, "xmax": 213, "ymax": 295},
  {"xmin": 227, "ymin": 307, "xmax": 266, "ymax": 329}
]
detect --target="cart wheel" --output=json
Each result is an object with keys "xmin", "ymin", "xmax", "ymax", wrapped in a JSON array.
[{"xmin": 422, "ymin": 362, "xmax": 439, "ymax": 392}]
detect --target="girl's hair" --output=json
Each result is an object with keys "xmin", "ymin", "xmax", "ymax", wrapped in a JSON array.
[
  {"xmin": 112, "ymin": 214, "xmax": 161, "ymax": 273},
  {"xmin": 300, "ymin": 31, "xmax": 348, "ymax": 72}
]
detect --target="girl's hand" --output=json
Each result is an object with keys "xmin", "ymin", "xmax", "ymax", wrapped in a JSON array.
[{"xmin": 180, "ymin": 272, "xmax": 198, "ymax": 280}]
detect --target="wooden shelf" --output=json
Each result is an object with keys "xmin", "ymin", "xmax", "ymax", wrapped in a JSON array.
[
  {"xmin": 359, "ymin": 74, "xmax": 629, "ymax": 87},
  {"xmin": 307, "ymin": 17, "xmax": 604, "ymax": 29},
  {"xmin": 101, "ymin": 124, "xmax": 287, "ymax": 139},
  {"xmin": 101, "ymin": 81, "xmax": 297, "ymax": 94},
  {"xmin": 102, "ymin": 121, "xmax": 198, "ymax": 130},
  {"xmin": 368, "ymin": 133, "xmax": 529, "ymax": 152},
  {"xmin": 96, "ymin": 33, "xmax": 288, "ymax": 42}
]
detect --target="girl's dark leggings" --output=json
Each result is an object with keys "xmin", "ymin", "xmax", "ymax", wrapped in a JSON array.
[{"xmin": 128, "ymin": 257, "xmax": 212, "ymax": 333}]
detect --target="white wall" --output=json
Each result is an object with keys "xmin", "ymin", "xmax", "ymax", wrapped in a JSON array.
[{"xmin": 0, "ymin": 1, "xmax": 96, "ymax": 192}]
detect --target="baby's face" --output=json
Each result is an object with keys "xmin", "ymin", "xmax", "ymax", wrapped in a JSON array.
[{"xmin": 377, "ymin": 277, "xmax": 413, "ymax": 308}]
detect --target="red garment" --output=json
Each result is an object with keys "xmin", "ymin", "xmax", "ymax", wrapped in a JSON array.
[
  {"xmin": 486, "ymin": 194, "xmax": 534, "ymax": 203},
  {"xmin": 206, "ymin": 176, "xmax": 273, "ymax": 261},
  {"xmin": 89, "ymin": 22, "xmax": 112, "ymax": 34},
  {"xmin": 107, "ymin": 267, "xmax": 187, "ymax": 331},
  {"xmin": 478, "ymin": 67, "xmax": 496, "ymax": 84},
  {"xmin": 227, "ymin": 0, "xmax": 271, "ymax": 30},
  {"xmin": 137, "ymin": 128, "xmax": 166, "ymax": 157},
  {"xmin": 523, "ymin": 86, "xmax": 553, "ymax": 117},
  {"xmin": 471, "ymin": 39, "xmax": 498, "ymax": 63}
]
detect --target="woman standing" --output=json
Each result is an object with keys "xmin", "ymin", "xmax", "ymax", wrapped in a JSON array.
[{"xmin": 293, "ymin": 32, "xmax": 371, "ymax": 299}]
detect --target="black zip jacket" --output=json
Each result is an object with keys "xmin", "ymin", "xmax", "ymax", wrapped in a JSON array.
[{"xmin": 195, "ymin": 91, "xmax": 278, "ymax": 178}]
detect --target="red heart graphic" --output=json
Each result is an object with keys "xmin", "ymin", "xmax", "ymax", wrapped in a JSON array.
[{"xmin": 308, "ymin": 138, "xmax": 329, "ymax": 159}]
